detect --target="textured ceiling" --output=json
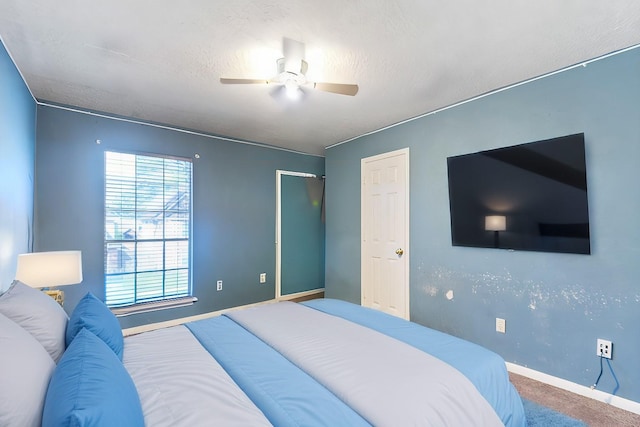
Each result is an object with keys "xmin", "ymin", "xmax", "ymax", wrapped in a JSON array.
[{"xmin": 1, "ymin": 1, "xmax": 639, "ymax": 155}]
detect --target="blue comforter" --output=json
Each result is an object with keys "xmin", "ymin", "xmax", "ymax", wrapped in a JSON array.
[{"xmin": 187, "ymin": 299, "xmax": 526, "ymax": 427}]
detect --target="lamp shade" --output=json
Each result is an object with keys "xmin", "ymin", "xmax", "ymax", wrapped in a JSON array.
[
  {"xmin": 485, "ymin": 215, "xmax": 507, "ymax": 232},
  {"xmin": 15, "ymin": 251, "xmax": 83, "ymax": 288}
]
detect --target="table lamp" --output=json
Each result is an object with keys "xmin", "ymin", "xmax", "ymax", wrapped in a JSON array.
[{"xmin": 15, "ymin": 251, "xmax": 83, "ymax": 305}]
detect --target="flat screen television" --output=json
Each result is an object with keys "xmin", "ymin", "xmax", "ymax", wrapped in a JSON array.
[{"xmin": 446, "ymin": 133, "xmax": 591, "ymax": 254}]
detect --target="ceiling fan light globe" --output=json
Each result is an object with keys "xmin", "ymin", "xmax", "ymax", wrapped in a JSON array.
[{"xmin": 284, "ymin": 79, "xmax": 302, "ymax": 100}]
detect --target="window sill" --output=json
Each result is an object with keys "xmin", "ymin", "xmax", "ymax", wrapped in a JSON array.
[{"xmin": 111, "ymin": 296, "xmax": 198, "ymax": 317}]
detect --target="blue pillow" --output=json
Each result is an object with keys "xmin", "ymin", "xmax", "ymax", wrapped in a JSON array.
[
  {"xmin": 66, "ymin": 292, "xmax": 123, "ymax": 360},
  {"xmin": 43, "ymin": 328, "xmax": 144, "ymax": 427}
]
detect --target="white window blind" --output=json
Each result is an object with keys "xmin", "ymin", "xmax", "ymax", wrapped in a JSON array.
[{"xmin": 104, "ymin": 151, "xmax": 192, "ymax": 307}]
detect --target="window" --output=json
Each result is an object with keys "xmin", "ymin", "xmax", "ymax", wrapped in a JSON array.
[{"xmin": 104, "ymin": 151, "xmax": 192, "ymax": 308}]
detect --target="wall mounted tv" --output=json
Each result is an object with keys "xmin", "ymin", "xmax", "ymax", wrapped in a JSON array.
[{"xmin": 447, "ymin": 133, "xmax": 591, "ymax": 254}]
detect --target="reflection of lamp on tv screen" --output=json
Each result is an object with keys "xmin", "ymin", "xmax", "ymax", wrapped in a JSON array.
[
  {"xmin": 485, "ymin": 215, "xmax": 506, "ymax": 248},
  {"xmin": 447, "ymin": 133, "xmax": 591, "ymax": 255}
]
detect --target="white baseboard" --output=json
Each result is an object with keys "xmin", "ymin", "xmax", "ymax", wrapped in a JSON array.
[{"xmin": 506, "ymin": 362, "xmax": 640, "ymax": 415}]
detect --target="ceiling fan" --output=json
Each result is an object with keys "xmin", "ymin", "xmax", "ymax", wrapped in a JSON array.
[{"xmin": 220, "ymin": 38, "xmax": 359, "ymax": 99}]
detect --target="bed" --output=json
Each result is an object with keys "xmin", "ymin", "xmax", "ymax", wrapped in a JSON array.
[{"xmin": 0, "ymin": 281, "xmax": 526, "ymax": 427}]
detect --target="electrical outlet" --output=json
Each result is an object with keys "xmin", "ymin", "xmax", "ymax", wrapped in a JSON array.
[
  {"xmin": 216, "ymin": 280, "xmax": 223, "ymax": 291},
  {"xmin": 260, "ymin": 273, "xmax": 266, "ymax": 283},
  {"xmin": 496, "ymin": 318, "xmax": 506, "ymax": 334},
  {"xmin": 596, "ymin": 339, "xmax": 612, "ymax": 359}
]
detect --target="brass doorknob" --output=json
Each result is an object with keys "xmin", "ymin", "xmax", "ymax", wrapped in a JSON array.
[{"xmin": 395, "ymin": 248, "xmax": 404, "ymax": 256}]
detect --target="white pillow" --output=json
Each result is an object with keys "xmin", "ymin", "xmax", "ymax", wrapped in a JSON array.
[
  {"xmin": 0, "ymin": 312, "xmax": 56, "ymax": 427},
  {"xmin": 0, "ymin": 280, "xmax": 69, "ymax": 362}
]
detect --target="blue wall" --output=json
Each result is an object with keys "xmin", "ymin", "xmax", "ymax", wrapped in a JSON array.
[
  {"xmin": 325, "ymin": 47, "xmax": 640, "ymax": 401},
  {"xmin": 0, "ymin": 40, "xmax": 36, "ymax": 291},
  {"xmin": 35, "ymin": 105, "xmax": 324, "ymax": 328}
]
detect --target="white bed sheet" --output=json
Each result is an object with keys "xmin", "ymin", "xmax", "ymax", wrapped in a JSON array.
[{"xmin": 123, "ymin": 325, "xmax": 271, "ymax": 427}]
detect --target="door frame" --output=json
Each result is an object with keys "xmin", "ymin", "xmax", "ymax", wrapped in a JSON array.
[
  {"xmin": 275, "ymin": 169, "xmax": 321, "ymax": 300},
  {"xmin": 360, "ymin": 148, "xmax": 410, "ymax": 319}
]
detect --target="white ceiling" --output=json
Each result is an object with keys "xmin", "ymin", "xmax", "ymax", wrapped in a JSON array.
[{"xmin": 1, "ymin": 1, "xmax": 639, "ymax": 156}]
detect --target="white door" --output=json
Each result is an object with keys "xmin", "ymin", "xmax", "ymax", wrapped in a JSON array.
[{"xmin": 361, "ymin": 148, "xmax": 410, "ymax": 319}]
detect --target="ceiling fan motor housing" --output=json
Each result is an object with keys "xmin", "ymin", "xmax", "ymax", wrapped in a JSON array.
[{"xmin": 276, "ymin": 57, "xmax": 308, "ymax": 84}]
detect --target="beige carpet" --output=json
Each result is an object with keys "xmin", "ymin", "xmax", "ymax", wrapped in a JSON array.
[{"xmin": 510, "ymin": 372, "xmax": 640, "ymax": 426}]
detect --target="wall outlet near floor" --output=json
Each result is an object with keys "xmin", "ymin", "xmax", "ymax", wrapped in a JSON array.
[
  {"xmin": 216, "ymin": 280, "xmax": 223, "ymax": 291},
  {"xmin": 596, "ymin": 339, "xmax": 612, "ymax": 359},
  {"xmin": 259, "ymin": 273, "xmax": 266, "ymax": 284},
  {"xmin": 496, "ymin": 317, "xmax": 506, "ymax": 333}
]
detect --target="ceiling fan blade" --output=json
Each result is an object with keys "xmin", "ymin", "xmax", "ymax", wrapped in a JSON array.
[
  {"xmin": 220, "ymin": 78, "xmax": 270, "ymax": 85},
  {"xmin": 313, "ymin": 82, "xmax": 359, "ymax": 96}
]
